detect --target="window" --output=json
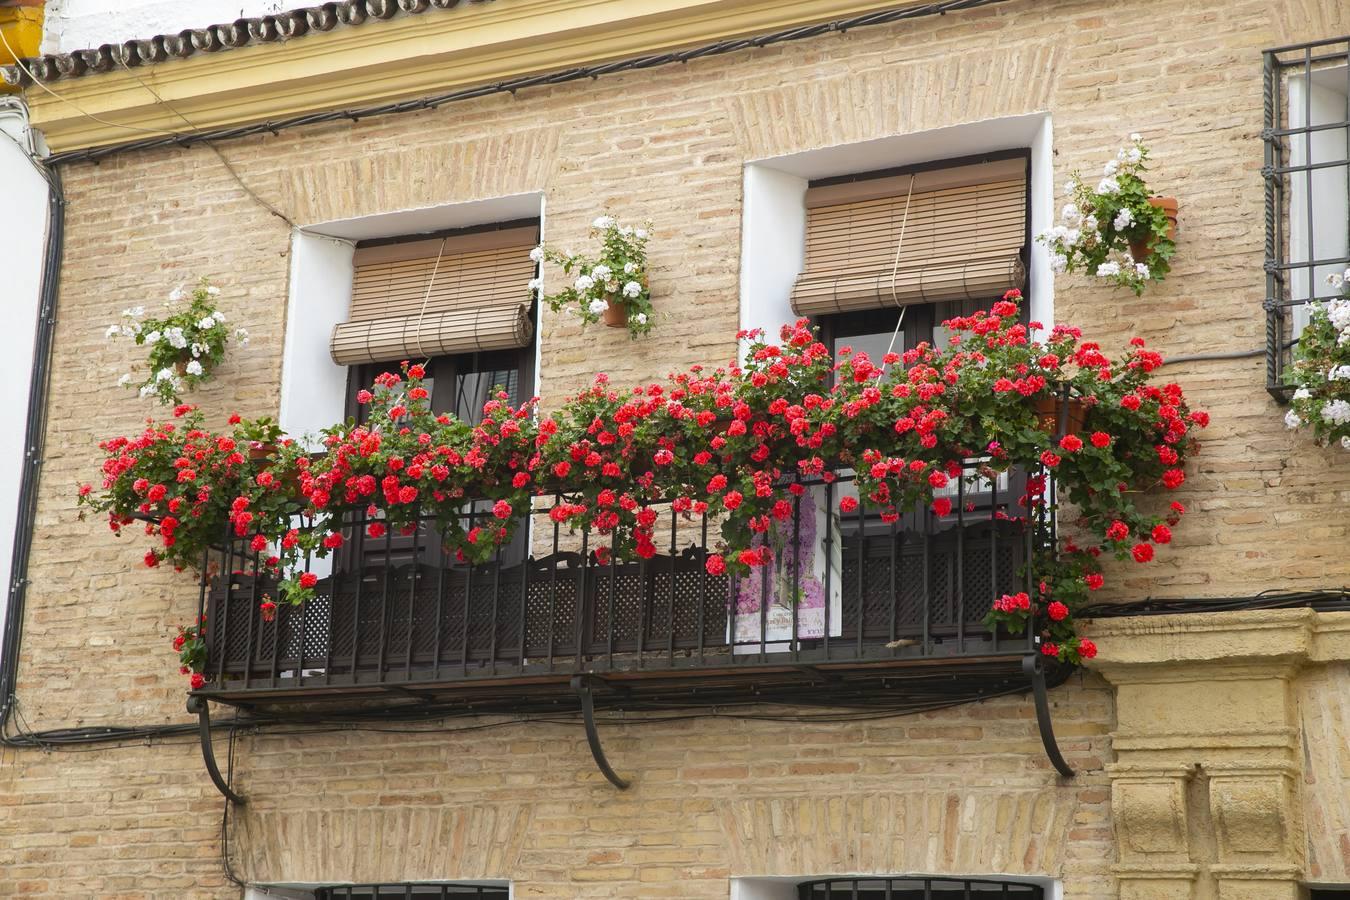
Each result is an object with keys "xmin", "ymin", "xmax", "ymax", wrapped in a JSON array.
[
  {"xmin": 311, "ymin": 885, "xmax": 508, "ymax": 900},
  {"xmin": 796, "ymin": 877, "xmax": 1044, "ymax": 899},
  {"xmin": 1262, "ymin": 37, "xmax": 1350, "ymax": 397},
  {"xmin": 335, "ymin": 220, "xmax": 540, "ymax": 571}
]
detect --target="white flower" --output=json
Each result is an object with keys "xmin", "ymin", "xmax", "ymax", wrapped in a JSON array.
[
  {"xmin": 527, "ymin": 277, "xmax": 542, "ymax": 293},
  {"xmin": 1050, "ymin": 253, "xmax": 1068, "ymax": 274},
  {"xmin": 592, "ymin": 216, "xmax": 615, "ymax": 230},
  {"xmin": 623, "ymin": 261, "xmax": 638, "ymax": 275},
  {"xmin": 197, "ymin": 316, "xmax": 217, "ymax": 331},
  {"xmin": 574, "ymin": 274, "xmax": 595, "ymax": 292},
  {"xmin": 1063, "ymin": 179, "xmax": 1077, "ymax": 196},
  {"xmin": 1285, "ymin": 409, "xmax": 1303, "ymax": 429},
  {"xmin": 144, "ymin": 330, "xmax": 161, "ymax": 344},
  {"xmin": 1096, "ymin": 176, "xmax": 1120, "ymax": 195},
  {"xmin": 1103, "ymin": 159, "xmax": 1119, "ymax": 177},
  {"xmin": 1096, "ymin": 261, "xmax": 1122, "ymax": 278},
  {"xmin": 587, "ymin": 298, "xmax": 609, "ymax": 315},
  {"xmin": 185, "ymin": 360, "xmax": 204, "ymax": 376},
  {"xmin": 1126, "ymin": 148, "xmax": 1142, "ymax": 163},
  {"xmin": 634, "ymin": 313, "xmax": 648, "ymax": 325},
  {"xmin": 634, "ymin": 228, "xmax": 648, "ymax": 240},
  {"xmin": 1135, "ymin": 263, "xmax": 1151, "ymax": 278},
  {"xmin": 212, "ymin": 310, "xmax": 225, "ymax": 322},
  {"xmin": 138, "ymin": 385, "xmax": 155, "ymax": 399},
  {"xmin": 205, "ymin": 286, "xmax": 220, "ymax": 297},
  {"xmin": 1328, "ymin": 365, "xmax": 1350, "ymax": 381},
  {"xmin": 592, "ymin": 264, "xmax": 612, "ymax": 281},
  {"xmin": 105, "ymin": 324, "xmax": 121, "ymax": 338},
  {"xmin": 529, "ymin": 246, "xmax": 544, "ymax": 263},
  {"xmin": 190, "ymin": 343, "xmax": 206, "ymax": 358},
  {"xmin": 1293, "ymin": 387, "xmax": 1313, "ymax": 400},
  {"xmin": 1322, "ymin": 399, "xmax": 1350, "ymax": 426},
  {"xmin": 117, "ymin": 373, "xmax": 133, "ymax": 387},
  {"xmin": 622, "ymin": 281, "xmax": 642, "ymax": 298},
  {"xmin": 1060, "ymin": 203, "xmax": 1081, "ymax": 224},
  {"xmin": 154, "ymin": 367, "xmax": 176, "ymax": 382},
  {"xmin": 1328, "ymin": 273, "xmax": 1345, "ymax": 288},
  {"xmin": 1130, "ymin": 132, "xmax": 1142, "ymax": 143},
  {"xmin": 168, "ymin": 287, "xmax": 186, "ymax": 303},
  {"xmin": 234, "ymin": 328, "xmax": 249, "ymax": 346},
  {"xmin": 1113, "ymin": 208, "xmax": 1133, "ymax": 230},
  {"xmin": 122, "ymin": 306, "xmax": 144, "ymax": 318},
  {"xmin": 619, "ymin": 226, "xmax": 632, "ymax": 237},
  {"xmin": 1342, "ymin": 436, "xmax": 1350, "ymax": 451},
  {"xmin": 165, "ymin": 327, "xmax": 188, "ymax": 349}
]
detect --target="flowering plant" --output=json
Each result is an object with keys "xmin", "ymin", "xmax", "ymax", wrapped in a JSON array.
[
  {"xmin": 1285, "ymin": 269, "xmax": 1350, "ymax": 451},
  {"xmin": 85, "ymin": 294, "xmax": 1207, "ymax": 670},
  {"xmin": 76, "ymin": 404, "xmax": 299, "ymax": 573},
  {"xmin": 173, "ymin": 619, "xmax": 207, "ymax": 689},
  {"xmin": 107, "ymin": 278, "xmax": 248, "ymax": 404},
  {"xmin": 532, "ymin": 216, "xmax": 654, "ymax": 337},
  {"xmin": 1038, "ymin": 135, "xmax": 1175, "ymax": 295}
]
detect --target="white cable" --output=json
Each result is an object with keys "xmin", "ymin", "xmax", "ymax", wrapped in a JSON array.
[{"xmin": 876, "ymin": 174, "xmax": 917, "ymax": 381}]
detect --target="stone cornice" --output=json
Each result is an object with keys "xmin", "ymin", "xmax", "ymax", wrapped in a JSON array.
[
  {"xmin": 1083, "ymin": 608, "xmax": 1350, "ymax": 677},
  {"xmin": 20, "ymin": 0, "xmax": 957, "ymax": 153}
]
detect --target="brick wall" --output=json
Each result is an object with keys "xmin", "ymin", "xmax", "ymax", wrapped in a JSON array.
[{"xmin": 3, "ymin": 0, "xmax": 1349, "ymax": 896}]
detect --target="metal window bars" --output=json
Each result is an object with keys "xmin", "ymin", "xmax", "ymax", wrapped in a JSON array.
[
  {"xmin": 796, "ymin": 877, "xmax": 1044, "ymax": 899},
  {"xmin": 1262, "ymin": 36, "xmax": 1350, "ymax": 398},
  {"xmin": 192, "ymin": 461, "xmax": 1053, "ymax": 706},
  {"xmin": 312, "ymin": 886, "xmax": 507, "ymax": 900}
]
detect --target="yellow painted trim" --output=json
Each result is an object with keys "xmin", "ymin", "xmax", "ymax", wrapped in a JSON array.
[
  {"xmin": 0, "ymin": 7, "xmax": 44, "ymax": 85},
  {"xmin": 23, "ymin": 0, "xmax": 964, "ymax": 152}
]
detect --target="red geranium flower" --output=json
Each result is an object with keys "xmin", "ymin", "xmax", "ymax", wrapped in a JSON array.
[
  {"xmin": 1047, "ymin": 601, "xmax": 1069, "ymax": 621},
  {"xmin": 1131, "ymin": 543, "xmax": 1154, "ymax": 563}
]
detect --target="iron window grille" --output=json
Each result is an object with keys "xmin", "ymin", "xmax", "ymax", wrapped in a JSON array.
[
  {"xmin": 796, "ymin": 876, "xmax": 1044, "ymax": 899},
  {"xmin": 1262, "ymin": 36, "xmax": 1350, "ymax": 398},
  {"xmin": 312, "ymin": 885, "xmax": 507, "ymax": 900}
]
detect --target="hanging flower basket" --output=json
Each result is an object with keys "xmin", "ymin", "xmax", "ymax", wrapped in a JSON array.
[{"xmin": 1129, "ymin": 196, "xmax": 1178, "ymax": 262}]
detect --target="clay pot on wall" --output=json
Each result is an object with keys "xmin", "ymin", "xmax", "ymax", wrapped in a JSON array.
[{"xmin": 1129, "ymin": 197, "xmax": 1178, "ymax": 262}]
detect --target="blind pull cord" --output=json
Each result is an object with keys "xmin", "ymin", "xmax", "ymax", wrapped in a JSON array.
[
  {"xmin": 411, "ymin": 238, "xmax": 449, "ymax": 361},
  {"xmin": 876, "ymin": 174, "xmax": 917, "ymax": 382}
]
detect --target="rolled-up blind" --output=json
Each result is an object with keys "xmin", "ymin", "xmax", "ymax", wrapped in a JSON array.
[
  {"xmin": 791, "ymin": 158, "xmax": 1028, "ymax": 316},
  {"xmin": 331, "ymin": 225, "xmax": 537, "ymax": 365}
]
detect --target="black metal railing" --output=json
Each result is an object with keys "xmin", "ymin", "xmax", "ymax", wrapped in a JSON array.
[
  {"xmin": 797, "ymin": 877, "xmax": 1043, "ymax": 899},
  {"xmin": 1262, "ymin": 35, "xmax": 1350, "ymax": 397},
  {"xmin": 313, "ymin": 886, "xmax": 507, "ymax": 900},
  {"xmin": 196, "ymin": 463, "xmax": 1053, "ymax": 702}
]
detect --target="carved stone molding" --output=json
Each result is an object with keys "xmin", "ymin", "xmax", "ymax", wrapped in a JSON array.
[
  {"xmin": 1086, "ymin": 609, "xmax": 1348, "ymax": 899},
  {"xmin": 1109, "ymin": 767, "xmax": 1193, "ymax": 860}
]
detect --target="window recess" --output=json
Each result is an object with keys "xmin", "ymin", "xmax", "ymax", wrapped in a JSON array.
[{"xmin": 1262, "ymin": 36, "xmax": 1350, "ymax": 398}]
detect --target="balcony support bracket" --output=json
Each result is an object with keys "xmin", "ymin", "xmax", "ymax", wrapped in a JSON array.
[
  {"xmin": 571, "ymin": 676, "xmax": 631, "ymax": 790},
  {"xmin": 186, "ymin": 695, "xmax": 247, "ymax": 805},
  {"xmin": 1024, "ymin": 655, "xmax": 1074, "ymax": 778}
]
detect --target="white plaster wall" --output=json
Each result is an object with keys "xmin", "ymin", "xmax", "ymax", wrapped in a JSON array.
[
  {"xmin": 279, "ymin": 231, "xmax": 355, "ymax": 447},
  {"xmin": 40, "ymin": 0, "xmax": 308, "ymax": 53},
  {"xmin": 0, "ymin": 100, "xmax": 51, "ymax": 668}
]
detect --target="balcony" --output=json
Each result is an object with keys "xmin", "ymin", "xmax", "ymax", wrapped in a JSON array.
[{"xmin": 194, "ymin": 464, "xmax": 1055, "ymax": 713}]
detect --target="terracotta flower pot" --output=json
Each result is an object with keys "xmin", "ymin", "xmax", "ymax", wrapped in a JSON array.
[
  {"xmin": 602, "ymin": 299, "xmax": 628, "ymax": 329},
  {"xmin": 248, "ymin": 442, "xmax": 276, "ymax": 463},
  {"xmin": 1129, "ymin": 196, "xmax": 1178, "ymax": 262},
  {"xmin": 1032, "ymin": 395, "xmax": 1088, "ymax": 436}
]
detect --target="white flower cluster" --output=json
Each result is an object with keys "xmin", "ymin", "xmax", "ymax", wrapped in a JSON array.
[
  {"xmin": 1287, "ymin": 270, "xmax": 1350, "ymax": 450},
  {"xmin": 531, "ymin": 216, "xmax": 654, "ymax": 336},
  {"xmin": 1037, "ymin": 134, "xmax": 1164, "ymax": 295}
]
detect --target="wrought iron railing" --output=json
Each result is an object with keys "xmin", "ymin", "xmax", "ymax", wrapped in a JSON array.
[{"xmin": 195, "ymin": 463, "xmax": 1053, "ymax": 703}]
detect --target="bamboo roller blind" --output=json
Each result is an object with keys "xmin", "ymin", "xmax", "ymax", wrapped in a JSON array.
[
  {"xmin": 791, "ymin": 158, "xmax": 1028, "ymax": 316},
  {"xmin": 330, "ymin": 225, "xmax": 538, "ymax": 365}
]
